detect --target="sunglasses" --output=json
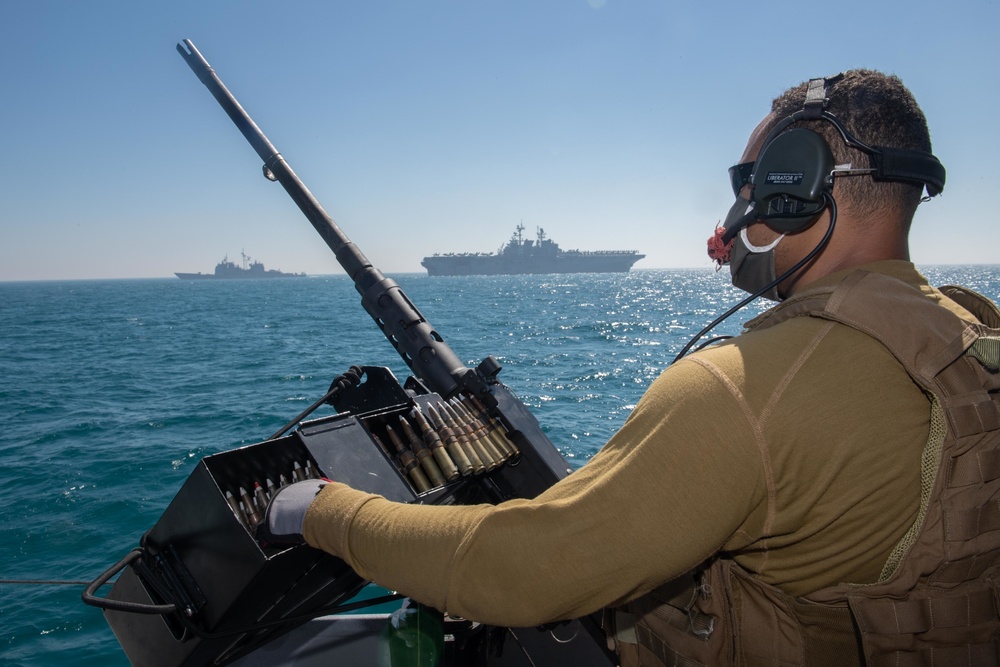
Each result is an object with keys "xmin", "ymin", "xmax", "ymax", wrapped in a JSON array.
[{"xmin": 728, "ymin": 161, "xmax": 754, "ymax": 197}]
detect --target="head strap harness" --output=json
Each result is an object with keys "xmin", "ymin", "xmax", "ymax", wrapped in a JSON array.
[
  {"xmin": 802, "ymin": 74, "xmax": 840, "ymax": 119},
  {"xmin": 792, "ymin": 74, "xmax": 946, "ymax": 197}
]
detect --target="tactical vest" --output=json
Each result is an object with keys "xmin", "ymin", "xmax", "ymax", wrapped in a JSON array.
[{"xmin": 607, "ymin": 270, "xmax": 1000, "ymax": 667}]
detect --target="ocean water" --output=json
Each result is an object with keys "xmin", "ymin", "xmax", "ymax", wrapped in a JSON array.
[{"xmin": 1, "ymin": 266, "xmax": 998, "ymax": 666}]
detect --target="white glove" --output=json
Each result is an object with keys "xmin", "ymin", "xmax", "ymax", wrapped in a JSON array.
[{"xmin": 255, "ymin": 479, "xmax": 328, "ymax": 544}]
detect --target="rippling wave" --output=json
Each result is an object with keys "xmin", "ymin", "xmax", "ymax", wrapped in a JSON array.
[{"xmin": 0, "ymin": 267, "xmax": 996, "ymax": 665}]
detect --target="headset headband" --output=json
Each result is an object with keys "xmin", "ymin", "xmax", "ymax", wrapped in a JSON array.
[
  {"xmin": 780, "ymin": 75, "xmax": 946, "ymax": 197},
  {"xmin": 719, "ymin": 75, "xmax": 945, "ymax": 245}
]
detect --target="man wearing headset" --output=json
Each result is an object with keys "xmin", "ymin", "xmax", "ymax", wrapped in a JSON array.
[{"xmin": 262, "ymin": 70, "xmax": 1000, "ymax": 665}]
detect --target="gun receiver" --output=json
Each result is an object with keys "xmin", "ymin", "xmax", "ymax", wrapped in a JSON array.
[{"xmin": 177, "ymin": 39, "xmax": 485, "ymax": 403}]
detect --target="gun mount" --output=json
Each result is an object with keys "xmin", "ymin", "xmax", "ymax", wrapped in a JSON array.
[{"xmin": 80, "ymin": 40, "xmax": 614, "ymax": 667}]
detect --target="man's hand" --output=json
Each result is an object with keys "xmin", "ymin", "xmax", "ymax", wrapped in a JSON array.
[{"xmin": 255, "ymin": 479, "xmax": 328, "ymax": 544}]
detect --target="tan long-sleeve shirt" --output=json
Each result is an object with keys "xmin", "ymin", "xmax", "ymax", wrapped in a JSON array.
[{"xmin": 304, "ymin": 261, "xmax": 976, "ymax": 628}]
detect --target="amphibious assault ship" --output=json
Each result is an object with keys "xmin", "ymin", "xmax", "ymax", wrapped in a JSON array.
[
  {"xmin": 175, "ymin": 251, "xmax": 306, "ymax": 279},
  {"xmin": 421, "ymin": 225, "xmax": 644, "ymax": 276}
]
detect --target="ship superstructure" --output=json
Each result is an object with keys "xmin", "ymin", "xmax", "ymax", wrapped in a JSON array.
[
  {"xmin": 175, "ymin": 251, "xmax": 306, "ymax": 279},
  {"xmin": 421, "ymin": 225, "xmax": 644, "ymax": 276}
]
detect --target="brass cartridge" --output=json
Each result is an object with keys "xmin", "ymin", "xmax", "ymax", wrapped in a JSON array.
[
  {"xmin": 452, "ymin": 399, "xmax": 507, "ymax": 464},
  {"xmin": 305, "ymin": 460, "xmax": 322, "ymax": 480},
  {"xmin": 374, "ymin": 433, "xmax": 432, "ymax": 493},
  {"xmin": 451, "ymin": 399, "xmax": 506, "ymax": 464},
  {"xmin": 399, "ymin": 414, "xmax": 458, "ymax": 481},
  {"xmin": 413, "ymin": 406, "xmax": 473, "ymax": 477},
  {"xmin": 291, "ymin": 461, "xmax": 306, "ymax": 483},
  {"xmin": 239, "ymin": 486, "xmax": 261, "ymax": 528},
  {"xmin": 429, "ymin": 404, "xmax": 484, "ymax": 474},
  {"xmin": 442, "ymin": 402, "xmax": 497, "ymax": 470},
  {"xmin": 404, "ymin": 456, "xmax": 433, "ymax": 493},
  {"xmin": 253, "ymin": 482, "xmax": 269, "ymax": 514},
  {"xmin": 225, "ymin": 490, "xmax": 249, "ymax": 528},
  {"xmin": 387, "ymin": 423, "xmax": 446, "ymax": 488},
  {"xmin": 463, "ymin": 395, "xmax": 521, "ymax": 459},
  {"xmin": 462, "ymin": 400, "xmax": 509, "ymax": 463}
]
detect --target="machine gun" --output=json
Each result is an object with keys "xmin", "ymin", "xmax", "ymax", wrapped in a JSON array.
[{"xmin": 82, "ymin": 40, "xmax": 615, "ymax": 667}]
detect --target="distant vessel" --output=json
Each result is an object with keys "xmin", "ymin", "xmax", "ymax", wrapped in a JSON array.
[
  {"xmin": 421, "ymin": 225, "xmax": 645, "ymax": 276},
  {"xmin": 174, "ymin": 251, "xmax": 306, "ymax": 279}
]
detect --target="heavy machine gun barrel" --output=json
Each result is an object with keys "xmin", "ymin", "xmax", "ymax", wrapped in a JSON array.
[{"xmin": 176, "ymin": 39, "xmax": 484, "ymax": 402}]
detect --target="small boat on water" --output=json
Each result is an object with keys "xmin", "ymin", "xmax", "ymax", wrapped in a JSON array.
[{"xmin": 175, "ymin": 251, "xmax": 306, "ymax": 279}]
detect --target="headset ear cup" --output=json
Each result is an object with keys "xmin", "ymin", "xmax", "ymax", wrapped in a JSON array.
[{"xmin": 751, "ymin": 128, "xmax": 834, "ymax": 234}]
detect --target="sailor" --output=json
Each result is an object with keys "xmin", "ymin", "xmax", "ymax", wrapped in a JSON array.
[{"xmin": 259, "ymin": 70, "xmax": 1000, "ymax": 666}]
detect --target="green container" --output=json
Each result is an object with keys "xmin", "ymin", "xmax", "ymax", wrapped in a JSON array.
[{"xmin": 379, "ymin": 600, "xmax": 444, "ymax": 667}]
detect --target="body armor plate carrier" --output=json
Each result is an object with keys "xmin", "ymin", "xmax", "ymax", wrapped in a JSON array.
[{"xmin": 608, "ymin": 271, "xmax": 1000, "ymax": 667}]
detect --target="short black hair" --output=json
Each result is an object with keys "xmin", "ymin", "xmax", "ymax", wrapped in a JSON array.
[{"xmin": 770, "ymin": 69, "xmax": 932, "ymax": 223}]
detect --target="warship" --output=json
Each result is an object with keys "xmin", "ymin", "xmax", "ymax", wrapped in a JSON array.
[
  {"xmin": 421, "ymin": 224, "xmax": 644, "ymax": 276},
  {"xmin": 175, "ymin": 251, "xmax": 306, "ymax": 279}
]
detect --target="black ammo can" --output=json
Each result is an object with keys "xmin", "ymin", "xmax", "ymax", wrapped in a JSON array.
[{"xmin": 103, "ymin": 371, "xmax": 447, "ymax": 666}]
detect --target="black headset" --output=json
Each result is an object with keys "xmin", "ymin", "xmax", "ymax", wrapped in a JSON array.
[{"xmin": 721, "ymin": 75, "xmax": 946, "ymax": 244}]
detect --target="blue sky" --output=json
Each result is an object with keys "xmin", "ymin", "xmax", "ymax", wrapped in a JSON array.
[{"xmin": 1, "ymin": 1, "xmax": 997, "ymax": 281}]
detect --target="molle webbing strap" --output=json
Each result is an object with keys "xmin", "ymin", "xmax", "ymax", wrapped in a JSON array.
[
  {"xmin": 850, "ymin": 586, "xmax": 997, "ymax": 636},
  {"xmin": 936, "ymin": 365, "xmax": 1000, "ymax": 567},
  {"xmin": 849, "ymin": 585, "xmax": 1000, "ymax": 667},
  {"xmin": 930, "ymin": 552, "xmax": 1000, "ymax": 584},
  {"xmin": 948, "ymin": 449, "xmax": 1000, "ymax": 487},
  {"xmin": 943, "ymin": 503, "xmax": 1000, "ymax": 542},
  {"xmin": 936, "ymin": 357, "xmax": 1000, "ymax": 439},
  {"xmin": 868, "ymin": 643, "xmax": 999, "ymax": 667}
]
